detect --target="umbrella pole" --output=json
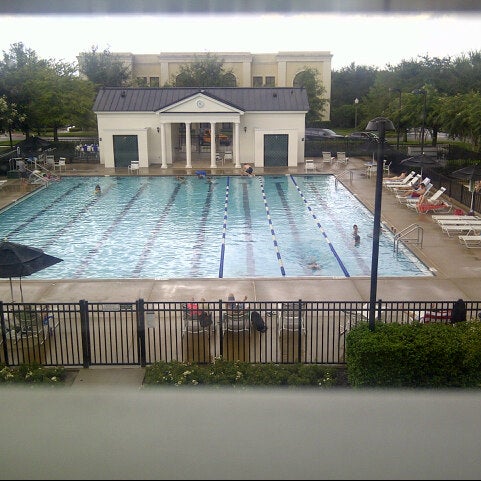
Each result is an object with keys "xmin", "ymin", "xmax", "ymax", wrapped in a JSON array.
[{"xmin": 9, "ymin": 277, "xmax": 14, "ymax": 302}]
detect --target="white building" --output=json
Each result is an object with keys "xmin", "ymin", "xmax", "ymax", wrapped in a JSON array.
[{"xmin": 93, "ymin": 86, "xmax": 309, "ymax": 170}]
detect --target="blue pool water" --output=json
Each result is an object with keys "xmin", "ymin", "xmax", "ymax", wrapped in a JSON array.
[{"xmin": 0, "ymin": 175, "xmax": 433, "ymax": 279}]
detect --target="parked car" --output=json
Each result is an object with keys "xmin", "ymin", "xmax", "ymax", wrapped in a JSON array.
[
  {"xmin": 200, "ymin": 129, "xmax": 231, "ymax": 146},
  {"xmin": 305, "ymin": 128, "xmax": 344, "ymax": 139},
  {"xmin": 346, "ymin": 131, "xmax": 380, "ymax": 141}
]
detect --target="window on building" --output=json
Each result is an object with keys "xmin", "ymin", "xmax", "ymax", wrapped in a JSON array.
[
  {"xmin": 265, "ymin": 76, "xmax": 276, "ymax": 87},
  {"xmin": 253, "ymin": 76, "xmax": 263, "ymax": 87},
  {"xmin": 136, "ymin": 77, "xmax": 147, "ymax": 87},
  {"xmin": 149, "ymin": 77, "xmax": 160, "ymax": 87},
  {"xmin": 223, "ymin": 73, "xmax": 237, "ymax": 87}
]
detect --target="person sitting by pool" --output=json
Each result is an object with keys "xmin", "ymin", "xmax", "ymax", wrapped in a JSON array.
[
  {"xmin": 225, "ymin": 293, "xmax": 249, "ymax": 310},
  {"xmin": 241, "ymin": 163, "xmax": 255, "ymax": 177},
  {"xmin": 94, "ymin": 184, "xmax": 101, "ymax": 194},
  {"xmin": 400, "ymin": 180, "xmax": 428, "ymax": 198},
  {"xmin": 385, "ymin": 171, "xmax": 407, "ymax": 181}
]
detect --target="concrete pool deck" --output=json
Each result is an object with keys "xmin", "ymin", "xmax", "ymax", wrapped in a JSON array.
[{"xmin": 1, "ymin": 156, "xmax": 481, "ymax": 304}]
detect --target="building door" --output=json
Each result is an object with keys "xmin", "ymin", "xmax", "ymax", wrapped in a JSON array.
[
  {"xmin": 113, "ymin": 135, "xmax": 139, "ymax": 168},
  {"xmin": 264, "ymin": 134, "xmax": 288, "ymax": 167}
]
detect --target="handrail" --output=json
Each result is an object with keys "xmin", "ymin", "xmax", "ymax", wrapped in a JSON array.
[
  {"xmin": 335, "ymin": 169, "xmax": 353, "ymax": 187},
  {"xmin": 394, "ymin": 223, "xmax": 424, "ymax": 253}
]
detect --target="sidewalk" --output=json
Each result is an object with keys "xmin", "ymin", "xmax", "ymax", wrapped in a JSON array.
[{"xmin": 68, "ymin": 367, "xmax": 146, "ymax": 390}]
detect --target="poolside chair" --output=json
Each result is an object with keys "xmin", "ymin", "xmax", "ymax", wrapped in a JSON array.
[
  {"xmin": 403, "ymin": 183, "xmax": 439, "ymax": 207},
  {"xmin": 54, "ymin": 157, "xmax": 66, "ymax": 172},
  {"xmin": 383, "ymin": 171, "xmax": 416, "ymax": 186},
  {"xmin": 277, "ymin": 302, "xmax": 306, "ymax": 337},
  {"xmin": 322, "ymin": 151, "xmax": 333, "ymax": 165},
  {"xmin": 128, "ymin": 160, "xmax": 140, "ymax": 174},
  {"xmin": 181, "ymin": 302, "xmax": 213, "ymax": 335},
  {"xmin": 304, "ymin": 159, "xmax": 316, "ymax": 172},
  {"xmin": 335, "ymin": 152, "xmax": 349, "ymax": 167},
  {"xmin": 413, "ymin": 187, "xmax": 452, "ymax": 214},
  {"xmin": 386, "ymin": 174, "xmax": 421, "ymax": 192},
  {"xmin": 459, "ymin": 235, "xmax": 481, "ymax": 248},
  {"xmin": 222, "ymin": 308, "xmax": 251, "ymax": 334},
  {"xmin": 396, "ymin": 182, "xmax": 433, "ymax": 204}
]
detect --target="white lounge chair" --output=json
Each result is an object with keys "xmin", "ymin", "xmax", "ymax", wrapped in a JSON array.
[
  {"xmin": 414, "ymin": 187, "xmax": 452, "ymax": 214},
  {"xmin": 322, "ymin": 151, "xmax": 333, "ymax": 165},
  {"xmin": 387, "ymin": 174, "xmax": 422, "ymax": 192},
  {"xmin": 305, "ymin": 159, "xmax": 316, "ymax": 172},
  {"xmin": 277, "ymin": 302, "xmax": 306, "ymax": 337},
  {"xmin": 459, "ymin": 235, "xmax": 481, "ymax": 248},
  {"xmin": 396, "ymin": 182, "xmax": 433, "ymax": 204},
  {"xmin": 383, "ymin": 171, "xmax": 415, "ymax": 186},
  {"xmin": 441, "ymin": 221, "xmax": 481, "ymax": 237}
]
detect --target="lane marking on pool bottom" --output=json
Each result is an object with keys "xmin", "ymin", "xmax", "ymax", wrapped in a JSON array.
[
  {"xmin": 218, "ymin": 176, "xmax": 230, "ymax": 278},
  {"xmin": 258, "ymin": 177, "xmax": 286, "ymax": 276},
  {"xmin": 290, "ymin": 175, "xmax": 350, "ymax": 277}
]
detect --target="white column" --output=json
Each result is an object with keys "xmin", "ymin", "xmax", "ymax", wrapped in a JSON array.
[
  {"xmin": 210, "ymin": 122, "xmax": 217, "ymax": 169},
  {"xmin": 185, "ymin": 122, "xmax": 192, "ymax": 169},
  {"xmin": 234, "ymin": 122, "xmax": 241, "ymax": 168},
  {"xmin": 161, "ymin": 123, "xmax": 168, "ymax": 169}
]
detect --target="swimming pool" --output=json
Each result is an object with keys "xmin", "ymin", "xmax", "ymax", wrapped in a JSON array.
[{"xmin": 0, "ymin": 175, "xmax": 433, "ymax": 280}]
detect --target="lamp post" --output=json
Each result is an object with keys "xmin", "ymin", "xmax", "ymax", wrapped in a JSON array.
[
  {"xmin": 354, "ymin": 98, "xmax": 359, "ymax": 128},
  {"xmin": 412, "ymin": 88, "xmax": 427, "ymax": 154},
  {"xmin": 365, "ymin": 116, "xmax": 395, "ymax": 331},
  {"xmin": 389, "ymin": 88, "xmax": 402, "ymax": 150}
]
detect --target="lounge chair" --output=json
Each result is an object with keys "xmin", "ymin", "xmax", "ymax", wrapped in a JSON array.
[
  {"xmin": 387, "ymin": 174, "xmax": 422, "ymax": 192},
  {"xmin": 405, "ymin": 187, "xmax": 452, "ymax": 213},
  {"xmin": 441, "ymin": 221, "xmax": 481, "ymax": 237},
  {"xmin": 383, "ymin": 171, "xmax": 415, "ymax": 186},
  {"xmin": 181, "ymin": 302, "xmax": 213, "ymax": 335},
  {"xmin": 322, "ymin": 151, "xmax": 333, "ymax": 165},
  {"xmin": 277, "ymin": 301, "xmax": 306, "ymax": 336},
  {"xmin": 459, "ymin": 235, "xmax": 481, "ymax": 248},
  {"xmin": 396, "ymin": 182, "xmax": 433, "ymax": 204},
  {"xmin": 222, "ymin": 308, "xmax": 251, "ymax": 334}
]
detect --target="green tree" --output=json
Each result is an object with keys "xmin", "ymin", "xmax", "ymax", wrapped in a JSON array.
[
  {"xmin": 330, "ymin": 63, "xmax": 377, "ymax": 128},
  {"xmin": 78, "ymin": 45, "xmax": 131, "ymax": 89},
  {"xmin": 168, "ymin": 53, "xmax": 234, "ymax": 87},
  {"xmin": 292, "ymin": 66, "xmax": 327, "ymax": 126}
]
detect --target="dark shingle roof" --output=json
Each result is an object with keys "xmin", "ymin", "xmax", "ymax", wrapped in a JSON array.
[{"xmin": 93, "ymin": 87, "xmax": 309, "ymax": 113}]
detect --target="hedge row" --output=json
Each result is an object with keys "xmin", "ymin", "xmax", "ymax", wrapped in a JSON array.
[{"xmin": 346, "ymin": 321, "xmax": 481, "ymax": 388}]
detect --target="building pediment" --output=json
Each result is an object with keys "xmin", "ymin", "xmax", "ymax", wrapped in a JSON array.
[{"xmin": 158, "ymin": 93, "xmax": 244, "ymax": 114}]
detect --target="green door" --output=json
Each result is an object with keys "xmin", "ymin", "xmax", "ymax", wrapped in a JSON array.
[
  {"xmin": 113, "ymin": 135, "xmax": 139, "ymax": 168},
  {"xmin": 264, "ymin": 134, "xmax": 288, "ymax": 167}
]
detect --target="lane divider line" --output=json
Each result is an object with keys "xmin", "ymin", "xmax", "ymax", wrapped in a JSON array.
[
  {"xmin": 258, "ymin": 177, "xmax": 286, "ymax": 276},
  {"xmin": 218, "ymin": 176, "xmax": 230, "ymax": 278},
  {"xmin": 290, "ymin": 175, "xmax": 350, "ymax": 277}
]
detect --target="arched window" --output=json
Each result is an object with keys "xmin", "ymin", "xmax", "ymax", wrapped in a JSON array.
[
  {"xmin": 223, "ymin": 73, "xmax": 237, "ymax": 87},
  {"xmin": 293, "ymin": 71, "xmax": 305, "ymax": 88}
]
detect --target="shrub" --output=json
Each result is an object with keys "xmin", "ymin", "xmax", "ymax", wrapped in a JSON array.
[
  {"xmin": 143, "ymin": 357, "xmax": 348, "ymax": 388},
  {"xmin": 346, "ymin": 321, "xmax": 481, "ymax": 388},
  {"xmin": 0, "ymin": 363, "xmax": 66, "ymax": 386}
]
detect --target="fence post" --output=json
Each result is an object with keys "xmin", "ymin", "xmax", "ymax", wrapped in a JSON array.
[
  {"xmin": 136, "ymin": 298, "xmax": 146, "ymax": 367},
  {"xmin": 79, "ymin": 299, "xmax": 91, "ymax": 368},
  {"xmin": 218, "ymin": 299, "xmax": 224, "ymax": 358},
  {"xmin": 0, "ymin": 301, "xmax": 11, "ymax": 366},
  {"xmin": 297, "ymin": 299, "xmax": 303, "ymax": 363},
  {"xmin": 377, "ymin": 299, "xmax": 383, "ymax": 323}
]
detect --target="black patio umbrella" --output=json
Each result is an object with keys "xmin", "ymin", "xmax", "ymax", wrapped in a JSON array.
[
  {"xmin": 0, "ymin": 240, "xmax": 63, "ymax": 302},
  {"xmin": 400, "ymin": 154, "xmax": 441, "ymax": 177},
  {"xmin": 451, "ymin": 163, "xmax": 481, "ymax": 214}
]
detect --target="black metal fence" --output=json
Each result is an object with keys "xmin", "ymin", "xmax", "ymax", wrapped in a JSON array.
[{"xmin": 2, "ymin": 299, "xmax": 480, "ymax": 368}]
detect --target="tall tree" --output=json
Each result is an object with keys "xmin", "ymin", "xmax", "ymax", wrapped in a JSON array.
[
  {"xmin": 78, "ymin": 45, "xmax": 131, "ymax": 89},
  {"xmin": 292, "ymin": 67, "xmax": 327, "ymax": 126},
  {"xmin": 168, "ymin": 53, "xmax": 234, "ymax": 87}
]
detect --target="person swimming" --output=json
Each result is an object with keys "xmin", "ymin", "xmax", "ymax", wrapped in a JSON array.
[{"xmin": 94, "ymin": 184, "xmax": 101, "ymax": 194}]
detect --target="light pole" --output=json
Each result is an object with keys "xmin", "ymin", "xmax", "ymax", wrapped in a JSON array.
[
  {"xmin": 389, "ymin": 88, "xmax": 402, "ymax": 150},
  {"xmin": 412, "ymin": 88, "xmax": 427, "ymax": 154},
  {"xmin": 365, "ymin": 116, "xmax": 395, "ymax": 331},
  {"xmin": 354, "ymin": 98, "xmax": 359, "ymax": 128}
]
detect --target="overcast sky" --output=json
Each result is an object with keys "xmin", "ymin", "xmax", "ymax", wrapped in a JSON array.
[{"xmin": 0, "ymin": 12, "xmax": 480, "ymax": 70}]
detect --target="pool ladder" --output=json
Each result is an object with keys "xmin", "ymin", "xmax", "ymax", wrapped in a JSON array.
[
  {"xmin": 393, "ymin": 223, "xmax": 424, "ymax": 253},
  {"xmin": 334, "ymin": 170, "xmax": 353, "ymax": 187}
]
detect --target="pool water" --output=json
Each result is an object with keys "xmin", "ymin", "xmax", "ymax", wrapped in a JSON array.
[{"xmin": 0, "ymin": 175, "xmax": 433, "ymax": 280}]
